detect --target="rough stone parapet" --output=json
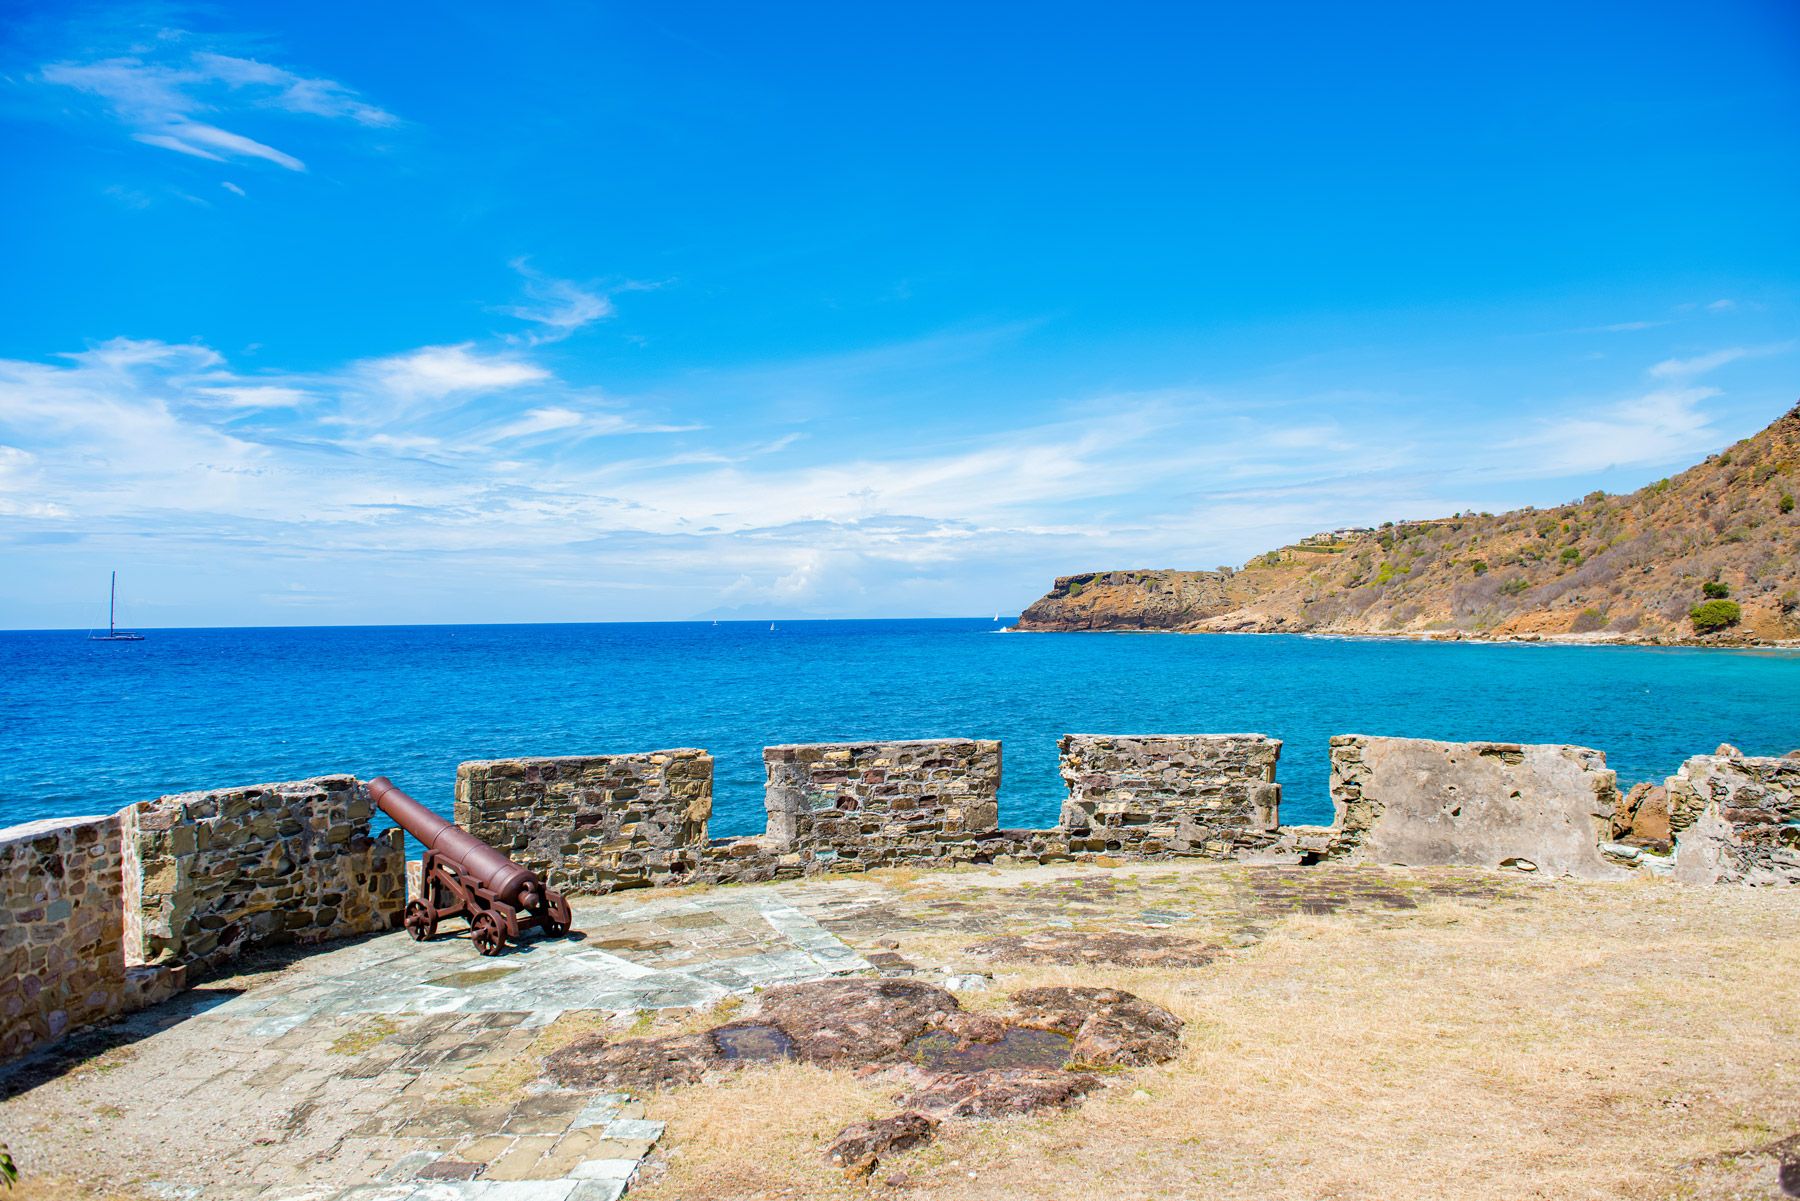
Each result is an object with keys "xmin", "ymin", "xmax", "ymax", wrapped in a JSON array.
[
  {"xmin": 1668, "ymin": 752, "xmax": 1800, "ymax": 885},
  {"xmin": 1323, "ymin": 736, "xmax": 1625, "ymax": 879},
  {"xmin": 125, "ymin": 775, "xmax": 406, "ymax": 977},
  {"xmin": 1059, "ymin": 734, "xmax": 1282, "ymax": 857},
  {"xmin": 455, "ymin": 750, "xmax": 713, "ymax": 894},
  {"xmin": 0, "ymin": 815, "xmax": 128, "ymax": 1061},
  {"xmin": 763, "ymin": 740, "xmax": 1002, "ymax": 871}
]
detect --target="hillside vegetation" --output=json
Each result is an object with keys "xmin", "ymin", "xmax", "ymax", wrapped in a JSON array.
[{"xmin": 1018, "ymin": 401, "xmax": 1800, "ymax": 643}]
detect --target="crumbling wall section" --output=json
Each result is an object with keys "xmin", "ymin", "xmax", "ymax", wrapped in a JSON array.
[
  {"xmin": 1668, "ymin": 752, "xmax": 1800, "ymax": 886},
  {"xmin": 1322, "ymin": 736, "xmax": 1624, "ymax": 878}
]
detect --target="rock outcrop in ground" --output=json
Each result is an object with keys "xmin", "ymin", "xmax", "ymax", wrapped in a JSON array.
[
  {"xmin": 543, "ymin": 977, "xmax": 1185, "ymax": 1139},
  {"xmin": 825, "ymin": 1111, "xmax": 939, "ymax": 1177},
  {"xmin": 1016, "ymin": 401, "xmax": 1800, "ymax": 643}
]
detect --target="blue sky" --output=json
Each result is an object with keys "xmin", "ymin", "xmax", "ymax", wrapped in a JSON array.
[{"xmin": 1, "ymin": 1, "xmax": 1797, "ymax": 627}]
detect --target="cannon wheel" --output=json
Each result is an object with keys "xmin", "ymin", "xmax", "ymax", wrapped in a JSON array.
[
  {"xmin": 403, "ymin": 900, "xmax": 437, "ymax": 942},
  {"xmin": 471, "ymin": 911, "xmax": 506, "ymax": 956}
]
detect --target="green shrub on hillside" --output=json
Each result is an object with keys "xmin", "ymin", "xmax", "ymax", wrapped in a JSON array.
[
  {"xmin": 1570, "ymin": 608, "xmax": 1608, "ymax": 633},
  {"xmin": 1501, "ymin": 576, "xmax": 1529, "ymax": 596},
  {"xmin": 1702, "ymin": 580, "xmax": 1731, "ymax": 599},
  {"xmin": 1469, "ymin": 560, "xmax": 1488, "ymax": 576},
  {"xmin": 1782, "ymin": 493, "xmax": 1795, "ymax": 514},
  {"xmin": 1689, "ymin": 599, "xmax": 1742, "ymax": 633},
  {"xmin": 1559, "ymin": 546, "xmax": 1581, "ymax": 563}
]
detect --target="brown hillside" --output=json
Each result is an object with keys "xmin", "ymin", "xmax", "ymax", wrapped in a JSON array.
[{"xmin": 1017, "ymin": 401, "xmax": 1800, "ymax": 643}]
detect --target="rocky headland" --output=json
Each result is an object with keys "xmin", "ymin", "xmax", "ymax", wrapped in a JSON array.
[{"xmin": 1016, "ymin": 401, "xmax": 1800, "ymax": 644}]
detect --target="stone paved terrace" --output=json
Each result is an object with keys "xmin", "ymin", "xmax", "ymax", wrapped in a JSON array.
[
  {"xmin": 4, "ymin": 860, "xmax": 1800, "ymax": 1200},
  {"xmin": 0, "ymin": 889, "xmax": 870, "ymax": 1201}
]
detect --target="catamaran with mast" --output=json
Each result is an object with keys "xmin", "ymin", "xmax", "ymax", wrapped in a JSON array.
[{"xmin": 89, "ymin": 571, "xmax": 144, "ymax": 641}]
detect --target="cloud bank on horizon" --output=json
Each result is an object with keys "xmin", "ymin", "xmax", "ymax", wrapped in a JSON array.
[{"xmin": 2, "ymin": 3, "xmax": 1797, "ymax": 627}]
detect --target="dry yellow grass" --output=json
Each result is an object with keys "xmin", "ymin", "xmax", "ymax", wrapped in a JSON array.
[
  {"xmin": 633, "ymin": 877, "xmax": 1800, "ymax": 1201},
  {"xmin": 8, "ymin": 1175, "xmax": 149, "ymax": 1201}
]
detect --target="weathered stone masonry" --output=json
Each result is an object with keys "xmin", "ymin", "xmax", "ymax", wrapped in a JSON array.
[
  {"xmin": 126, "ymin": 775, "xmax": 407, "ymax": 977},
  {"xmin": 1060, "ymin": 734, "xmax": 1281, "ymax": 856},
  {"xmin": 455, "ymin": 750, "xmax": 713, "ymax": 893},
  {"xmin": 763, "ymin": 739, "xmax": 1002, "ymax": 870},
  {"xmin": 459, "ymin": 734, "xmax": 1799, "ymax": 891},
  {"xmin": 1, "ymin": 774, "xmax": 407, "ymax": 1064},
  {"xmin": 1321, "ymin": 736, "xmax": 1624, "ymax": 879},
  {"xmin": 4, "ymin": 732, "xmax": 1797, "ymax": 1066},
  {"xmin": 1669, "ymin": 752, "xmax": 1800, "ymax": 886},
  {"xmin": 0, "ymin": 815, "xmax": 127, "ymax": 1061}
]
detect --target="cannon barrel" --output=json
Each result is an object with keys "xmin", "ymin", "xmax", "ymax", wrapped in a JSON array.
[{"xmin": 367, "ymin": 776, "xmax": 538, "ymax": 906}]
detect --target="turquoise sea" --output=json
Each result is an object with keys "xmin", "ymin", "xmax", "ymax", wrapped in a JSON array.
[{"xmin": 2, "ymin": 619, "xmax": 1798, "ymax": 836}]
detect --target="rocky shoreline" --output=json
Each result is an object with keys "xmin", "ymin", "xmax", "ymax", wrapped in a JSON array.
[{"xmin": 1006, "ymin": 621, "xmax": 1800, "ymax": 650}]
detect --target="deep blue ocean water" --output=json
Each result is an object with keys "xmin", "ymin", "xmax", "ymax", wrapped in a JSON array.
[{"xmin": 3, "ymin": 619, "xmax": 1798, "ymax": 838}]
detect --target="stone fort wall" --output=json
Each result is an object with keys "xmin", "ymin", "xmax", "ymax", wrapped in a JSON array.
[
  {"xmin": 455, "ymin": 750, "xmax": 713, "ymax": 894},
  {"xmin": 1321, "ymin": 736, "xmax": 1625, "ymax": 878},
  {"xmin": 0, "ymin": 815, "xmax": 127, "ymax": 1061},
  {"xmin": 1, "ymin": 776, "xmax": 406, "ymax": 1063},
  {"xmin": 1059, "ymin": 733, "xmax": 1282, "ymax": 857},
  {"xmin": 1668, "ymin": 752, "xmax": 1800, "ymax": 886},
  {"xmin": 3, "ymin": 732, "xmax": 1795, "ymax": 1064},
  {"xmin": 764, "ymin": 739, "xmax": 1002, "ymax": 870},
  {"xmin": 126, "ymin": 775, "xmax": 407, "ymax": 978}
]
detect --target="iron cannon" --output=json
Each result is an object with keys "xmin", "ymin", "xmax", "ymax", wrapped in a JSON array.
[{"xmin": 368, "ymin": 776, "xmax": 573, "ymax": 956}]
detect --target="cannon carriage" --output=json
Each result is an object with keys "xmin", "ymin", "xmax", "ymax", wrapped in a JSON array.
[{"xmin": 368, "ymin": 776, "xmax": 574, "ymax": 956}]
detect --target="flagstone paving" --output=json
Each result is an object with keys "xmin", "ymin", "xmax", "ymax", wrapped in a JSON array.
[
  {"xmin": 0, "ymin": 890, "xmax": 871, "ymax": 1201},
  {"xmin": 0, "ymin": 860, "xmax": 1540, "ymax": 1200}
]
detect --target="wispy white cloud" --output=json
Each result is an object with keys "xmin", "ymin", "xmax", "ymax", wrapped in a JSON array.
[
  {"xmin": 191, "ymin": 384, "xmax": 312, "ymax": 409},
  {"xmin": 485, "ymin": 406, "xmax": 585, "ymax": 441},
  {"xmin": 39, "ymin": 39, "xmax": 395, "ymax": 174},
  {"xmin": 1502, "ymin": 385, "xmax": 1721, "ymax": 476},
  {"xmin": 358, "ymin": 343, "xmax": 550, "ymax": 403},
  {"xmin": 136, "ymin": 122, "xmax": 303, "ymax": 170},
  {"xmin": 501, "ymin": 261, "xmax": 619, "ymax": 345},
  {"xmin": 1502, "ymin": 341, "xmax": 1797, "ymax": 476},
  {"xmin": 189, "ymin": 52, "xmax": 396, "ymax": 127},
  {"xmin": 1648, "ymin": 341, "xmax": 1791, "ymax": 379},
  {"xmin": 1649, "ymin": 346, "xmax": 1752, "ymax": 378}
]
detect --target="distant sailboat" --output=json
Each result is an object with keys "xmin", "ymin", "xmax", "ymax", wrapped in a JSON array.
[
  {"xmin": 769, "ymin": 622, "xmax": 777, "ymax": 631},
  {"xmin": 89, "ymin": 572, "xmax": 145, "ymax": 642}
]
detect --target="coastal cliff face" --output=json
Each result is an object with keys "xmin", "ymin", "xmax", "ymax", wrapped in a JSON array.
[
  {"xmin": 1017, "ymin": 570, "xmax": 1245, "ymax": 630},
  {"xmin": 1017, "ymin": 401, "xmax": 1800, "ymax": 643}
]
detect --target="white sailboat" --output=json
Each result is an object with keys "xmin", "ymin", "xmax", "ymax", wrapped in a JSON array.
[{"xmin": 89, "ymin": 571, "xmax": 145, "ymax": 642}]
